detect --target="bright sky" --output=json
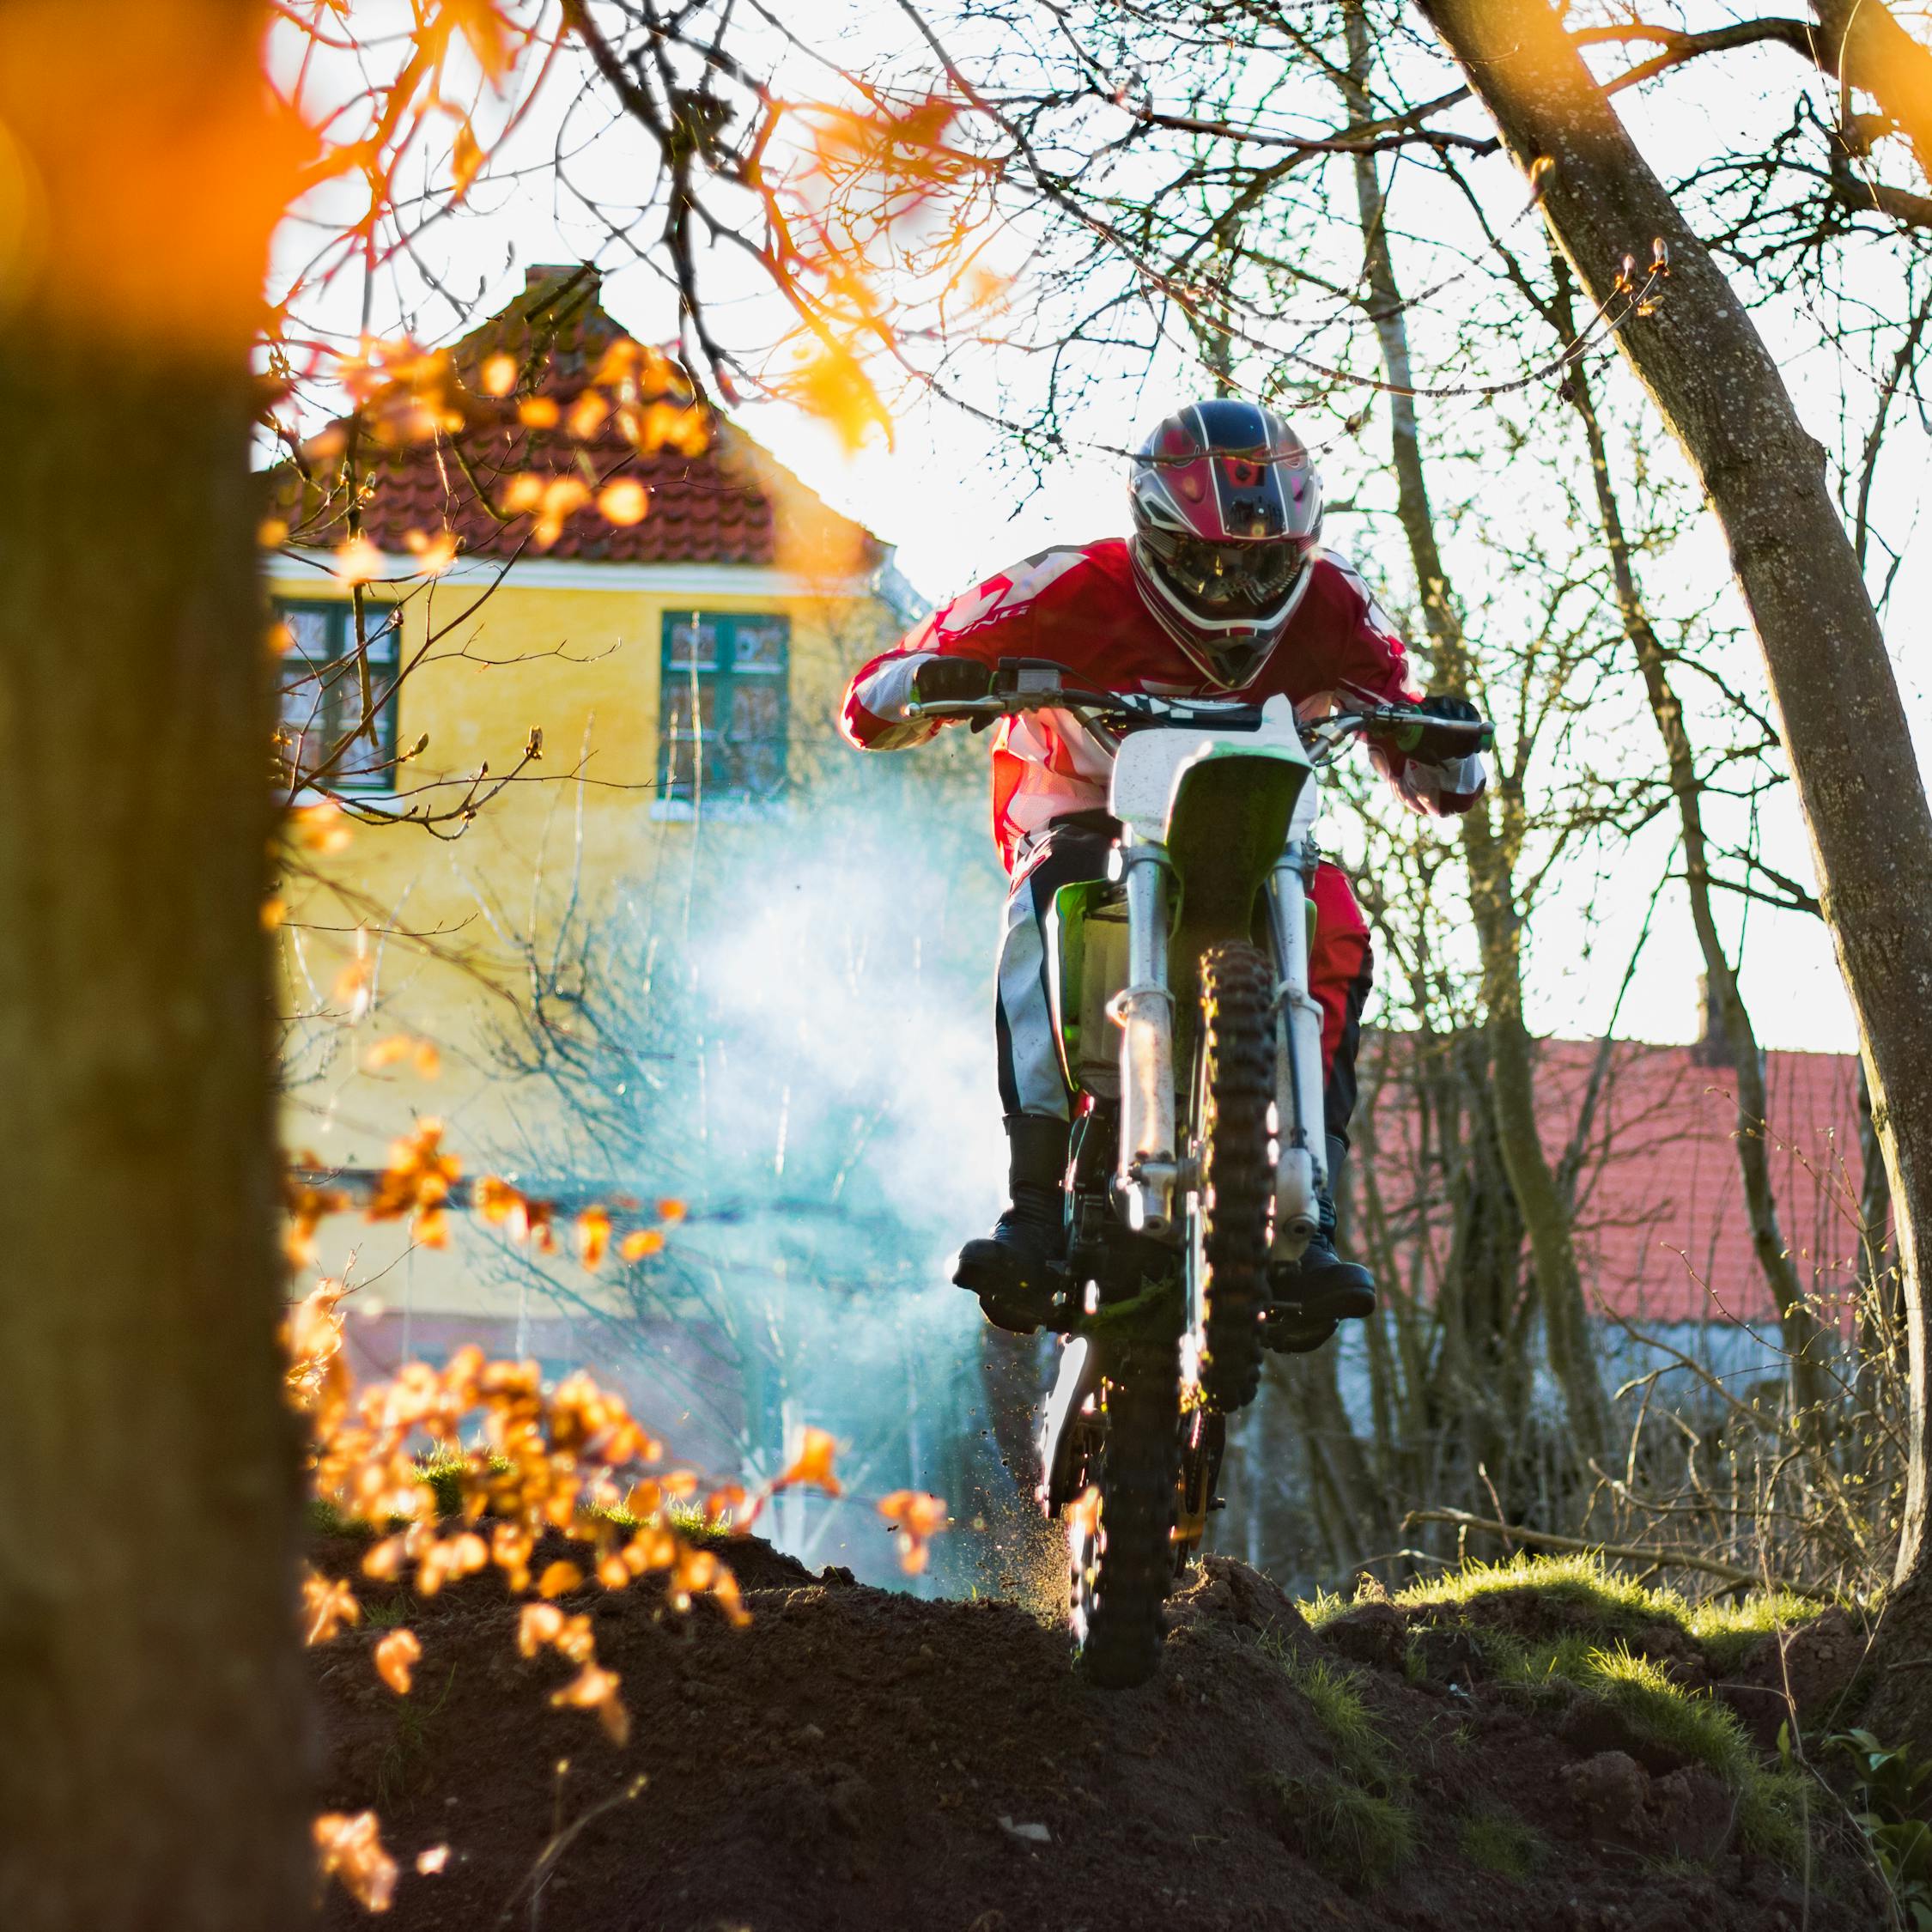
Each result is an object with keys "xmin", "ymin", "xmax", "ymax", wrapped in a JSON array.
[{"xmin": 274, "ymin": 1, "xmax": 1932, "ymax": 1060}]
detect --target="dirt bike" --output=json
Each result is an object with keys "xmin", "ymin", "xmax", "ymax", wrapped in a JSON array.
[{"xmin": 908, "ymin": 658, "xmax": 1491, "ymax": 1687}]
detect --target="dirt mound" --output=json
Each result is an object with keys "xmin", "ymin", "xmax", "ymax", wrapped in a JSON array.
[{"xmin": 311, "ymin": 1536, "xmax": 1878, "ymax": 1932}]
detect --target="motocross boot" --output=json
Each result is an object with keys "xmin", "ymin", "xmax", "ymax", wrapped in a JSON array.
[
  {"xmin": 1271, "ymin": 1133, "xmax": 1375, "ymax": 1325},
  {"xmin": 951, "ymin": 1114, "xmax": 1070, "ymax": 1334}
]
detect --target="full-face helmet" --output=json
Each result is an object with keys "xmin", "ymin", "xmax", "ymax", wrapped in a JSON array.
[{"xmin": 1127, "ymin": 398, "xmax": 1323, "ymax": 688}]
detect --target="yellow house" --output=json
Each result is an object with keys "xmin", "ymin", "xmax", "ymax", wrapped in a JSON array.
[{"xmin": 268, "ymin": 267, "xmax": 940, "ymax": 1458}]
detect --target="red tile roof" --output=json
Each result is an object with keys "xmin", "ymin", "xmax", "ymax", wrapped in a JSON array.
[
  {"xmin": 278, "ymin": 266, "xmax": 883, "ymax": 574},
  {"xmin": 1359, "ymin": 1035, "xmax": 1870, "ymax": 1325}
]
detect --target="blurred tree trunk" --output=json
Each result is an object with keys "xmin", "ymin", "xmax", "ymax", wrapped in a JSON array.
[
  {"xmin": 0, "ymin": 3, "xmax": 306, "ymax": 1925},
  {"xmin": 1343, "ymin": 2, "xmax": 1608, "ymax": 1465},
  {"xmin": 1419, "ymin": 0, "xmax": 1932, "ymax": 1737}
]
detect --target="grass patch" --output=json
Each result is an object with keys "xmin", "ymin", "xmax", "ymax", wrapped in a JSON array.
[
  {"xmin": 1266, "ymin": 1646, "xmax": 1403, "ymax": 1791},
  {"xmin": 1257, "ymin": 1637, "xmax": 1417, "ymax": 1883},
  {"xmin": 1458, "ymin": 1807, "xmax": 1543, "ymax": 1878},
  {"xmin": 1468, "ymin": 1631, "xmax": 1806, "ymax": 1861},
  {"xmin": 306, "ymin": 1493, "xmax": 367, "ymax": 1539},
  {"xmin": 1397, "ymin": 1552, "xmax": 1832, "ymax": 1682},
  {"xmin": 1261, "ymin": 1771, "xmax": 1414, "ymax": 1886},
  {"xmin": 1394, "ymin": 1552, "xmax": 1680, "ymax": 1631},
  {"xmin": 1687, "ymin": 1592, "xmax": 1829, "ymax": 1675},
  {"xmin": 1296, "ymin": 1586, "xmax": 1350, "ymax": 1632}
]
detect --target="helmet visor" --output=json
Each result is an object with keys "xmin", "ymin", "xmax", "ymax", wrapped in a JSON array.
[{"xmin": 1141, "ymin": 530, "xmax": 1309, "ymax": 613}]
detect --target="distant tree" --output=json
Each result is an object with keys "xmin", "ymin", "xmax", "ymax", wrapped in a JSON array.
[{"xmin": 1419, "ymin": 0, "xmax": 1932, "ymax": 1735}]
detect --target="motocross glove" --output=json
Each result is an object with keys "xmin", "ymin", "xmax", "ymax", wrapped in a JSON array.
[
  {"xmin": 1418, "ymin": 692, "xmax": 1482, "ymax": 725},
  {"xmin": 910, "ymin": 657, "xmax": 994, "ymax": 705}
]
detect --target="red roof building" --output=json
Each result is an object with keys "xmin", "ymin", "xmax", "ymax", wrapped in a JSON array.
[
  {"xmin": 277, "ymin": 264, "xmax": 893, "ymax": 587},
  {"xmin": 1358, "ymin": 1030, "xmax": 1871, "ymax": 1327}
]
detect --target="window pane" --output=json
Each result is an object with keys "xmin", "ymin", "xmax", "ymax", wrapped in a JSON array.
[
  {"xmin": 658, "ymin": 611, "xmax": 789, "ymax": 805},
  {"xmin": 273, "ymin": 600, "xmax": 402, "ymax": 794},
  {"xmin": 725, "ymin": 738, "xmax": 786, "ymax": 797},
  {"xmin": 729, "ymin": 680, "xmax": 783, "ymax": 740},
  {"xmin": 732, "ymin": 618, "xmax": 789, "ymax": 672},
  {"xmin": 662, "ymin": 675, "xmax": 721, "ymax": 740},
  {"xmin": 667, "ymin": 618, "xmax": 722, "ymax": 670}
]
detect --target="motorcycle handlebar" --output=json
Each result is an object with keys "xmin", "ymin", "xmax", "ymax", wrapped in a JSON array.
[{"xmin": 902, "ymin": 657, "xmax": 1493, "ymax": 755}]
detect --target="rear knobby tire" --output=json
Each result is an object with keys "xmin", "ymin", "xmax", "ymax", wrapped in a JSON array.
[
  {"xmin": 1194, "ymin": 941, "xmax": 1275, "ymax": 1413},
  {"xmin": 1070, "ymin": 1358, "xmax": 1180, "ymax": 1689}
]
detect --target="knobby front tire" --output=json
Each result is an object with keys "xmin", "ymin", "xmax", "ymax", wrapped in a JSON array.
[
  {"xmin": 1194, "ymin": 941, "xmax": 1275, "ymax": 1414},
  {"xmin": 1069, "ymin": 1357, "xmax": 1181, "ymax": 1689}
]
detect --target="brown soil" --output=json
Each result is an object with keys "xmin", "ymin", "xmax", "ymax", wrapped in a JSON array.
[{"xmin": 310, "ymin": 1534, "xmax": 1880, "ymax": 1932}]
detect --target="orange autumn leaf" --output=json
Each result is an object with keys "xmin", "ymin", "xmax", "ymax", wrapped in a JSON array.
[
  {"xmin": 550, "ymin": 1662, "xmax": 630, "ymax": 1744},
  {"xmin": 258, "ymin": 514, "xmax": 290, "ymax": 549},
  {"xmin": 704, "ymin": 1482, "xmax": 749, "ymax": 1527},
  {"xmin": 331, "ymin": 533, "xmax": 386, "ymax": 586},
  {"xmin": 313, "ymin": 1810, "xmax": 398, "ymax": 1913},
  {"xmin": 416, "ymin": 1531, "xmax": 488, "ymax": 1596},
  {"xmin": 301, "ymin": 1564, "xmax": 361, "ymax": 1644},
  {"xmin": 428, "ymin": 0, "xmax": 515, "ymax": 82},
  {"xmin": 368, "ymin": 1121, "xmax": 460, "ymax": 1247},
  {"xmin": 784, "ymin": 337, "xmax": 891, "ymax": 454},
  {"xmin": 516, "ymin": 395, "xmax": 560, "ymax": 428},
  {"xmin": 374, "ymin": 1626, "xmax": 421, "ymax": 1695},
  {"xmin": 618, "ymin": 1227, "xmax": 664, "ymax": 1261},
  {"xmin": 537, "ymin": 1559, "xmax": 584, "ymax": 1599},
  {"xmin": 294, "ymin": 799, "xmax": 352, "ymax": 854},
  {"xmin": 403, "ymin": 526, "xmax": 459, "ymax": 576},
  {"xmin": 333, "ymin": 954, "xmax": 374, "ymax": 1023},
  {"xmin": 597, "ymin": 477, "xmax": 649, "ymax": 526},
  {"xmin": 361, "ymin": 1534, "xmax": 407, "ymax": 1582},
  {"xmin": 451, "ymin": 118, "xmax": 483, "ymax": 196},
  {"xmin": 532, "ymin": 476, "xmax": 590, "ymax": 548},
  {"xmin": 480, "ymin": 352, "xmax": 518, "ymax": 398},
  {"xmin": 575, "ymin": 1205, "xmax": 611, "ymax": 1270},
  {"xmin": 878, "ymin": 1489, "xmax": 950, "ymax": 1575},
  {"xmin": 655, "ymin": 1199, "xmax": 688, "ymax": 1223},
  {"xmin": 517, "ymin": 1601, "xmax": 564, "ymax": 1657},
  {"xmin": 416, "ymin": 1844, "xmax": 450, "ymax": 1876},
  {"xmin": 261, "ymin": 895, "xmax": 289, "ymax": 932},
  {"xmin": 774, "ymin": 1427, "xmax": 841, "ymax": 1498},
  {"xmin": 567, "ymin": 388, "xmax": 609, "ymax": 438}
]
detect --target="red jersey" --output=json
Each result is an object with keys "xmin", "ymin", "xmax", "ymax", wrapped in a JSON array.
[{"xmin": 840, "ymin": 538, "xmax": 1483, "ymax": 871}]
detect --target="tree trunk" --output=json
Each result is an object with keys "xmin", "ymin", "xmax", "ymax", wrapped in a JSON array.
[
  {"xmin": 1540, "ymin": 256, "xmax": 1833, "ymax": 1425},
  {"xmin": 1811, "ymin": 0, "xmax": 1932, "ymax": 178},
  {"xmin": 0, "ymin": 3, "xmax": 307, "ymax": 1924},
  {"xmin": 1419, "ymin": 0, "xmax": 1932, "ymax": 1726},
  {"xmin": 1344, "ymin": 3, "xmax": 1609, "ymax": 1463}
]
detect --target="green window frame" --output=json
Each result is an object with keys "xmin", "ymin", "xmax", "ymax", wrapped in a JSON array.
[
  {"xmin": 657, "ymin": 611, "xmax": 791, "ymax": 806},
  {"xmin": 275, "ymin": 598, "xmax": 402, "ymax": 794}
]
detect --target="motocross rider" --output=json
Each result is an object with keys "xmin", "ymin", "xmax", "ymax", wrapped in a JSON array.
[{"xmin": 838, "ymin": 399, "xmax": 1487, "ymax": 1334}]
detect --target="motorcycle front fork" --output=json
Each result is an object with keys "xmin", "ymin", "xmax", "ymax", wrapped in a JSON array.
[
  {"xmin": 1108, "ymin": 839, "xmax": 1328, "ymax": 1260},
  {"xmin": 1264, "ymin": 847, "xmax": 1329, "ymax": 1259}
]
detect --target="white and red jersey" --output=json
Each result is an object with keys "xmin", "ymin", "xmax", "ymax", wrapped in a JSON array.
[{"xmin": 840, "ymin": 537, "xmax": 1486, "ymax": 872}]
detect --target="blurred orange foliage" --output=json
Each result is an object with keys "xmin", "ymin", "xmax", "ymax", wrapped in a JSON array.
[{"xmin": 314, "ymin": 1809, "xmax": 398, "ymax": 1914}]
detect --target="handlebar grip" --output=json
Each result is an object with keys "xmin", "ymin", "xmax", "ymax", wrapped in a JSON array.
[{"xmin": 1367, "ymin": 708, "xmax": 1493, "ymax": 760}]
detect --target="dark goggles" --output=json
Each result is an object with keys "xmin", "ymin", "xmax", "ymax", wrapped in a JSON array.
[{"xmin": 1142, "ymin": 530, "xmax": 1309, "ymax": 611}]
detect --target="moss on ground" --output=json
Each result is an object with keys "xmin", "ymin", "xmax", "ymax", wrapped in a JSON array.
[
  {"xmin": 1686, "ymin": 1592, "xmax": 1831, "ymax": 1674},
  {"xmin": 1289, "ymin": 1555, "xmax": 1829, "ymax": 1868},
  {"xmin": 1391, "ymin": 1552, "xmax": 1680, "ymax": 1631},
  {"xmin": 1458, "ymin": 1807, "xmax": 1544, "ymax": 1878},
  {"xmin": 1260, "ymin": 1771, "xmax": 1415, "ymax": 1886},
  {"xmin": 1255, "ymin": 1639, "xmax": 1416, "ymax": 1885},
  {"xmin": 1470, "ymin": 1628, "xmax": 1806, "ymax": 1860}
]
